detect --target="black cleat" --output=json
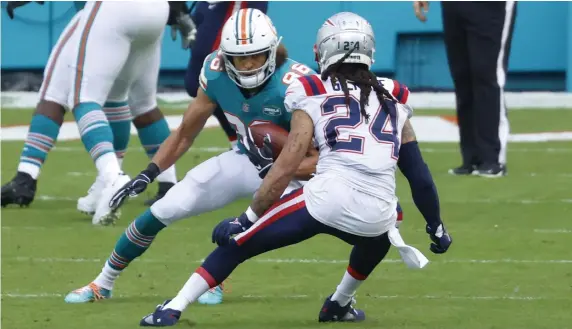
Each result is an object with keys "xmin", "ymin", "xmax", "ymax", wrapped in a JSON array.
[
  {"xmin": 472, "ymin": 163, "xmax": 507, "ymax": 178},
  {"xmin": 448, "ymin": 164, "xmax": 476, "ymax": 176},
  {"xmin": 144, "ymin": 182, "xmax": 174, "ymax": 206},
  {"xmin": 1, "ymin": 172, "xmax": 37, "ymax": 207}
]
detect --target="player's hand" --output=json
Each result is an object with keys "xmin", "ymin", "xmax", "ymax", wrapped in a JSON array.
[
  {"xmin": 413, "ymin": 1, "xmax": 429, "ymax": 22},
  {"xmin": 6, "ymin": 1, "xmax": 44, "ymax": 20},
  {"xmin": 243, "ymin": 128, "xmax": 274, "ymax": 178},
  {"xmin": 109, "ymin": 163, "xmax": 160, "ymax": 209},
  {"xmin": 170, "ymin": 12, "xmax": 197, "ymax": 49},
  {"xmin": 426, "ymin": 223, "xmax": 452, "ymax": 254},
  {"xmin": 211, "ymin": 213, "xmax": 253, "ymax": 246}
]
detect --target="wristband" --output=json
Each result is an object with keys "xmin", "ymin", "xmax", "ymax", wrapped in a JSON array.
[{"xmin": 245, "ymin": 207, "xmax": 259, "ymax": 223}]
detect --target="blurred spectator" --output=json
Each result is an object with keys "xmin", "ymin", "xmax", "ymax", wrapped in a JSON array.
[{"xmin": 414, "ymin": 1, "xmax": 517, "ymax": 178}]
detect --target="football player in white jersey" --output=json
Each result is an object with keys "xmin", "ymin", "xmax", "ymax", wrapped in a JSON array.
[
  {"xmin": 139, "ymin": 12, "xmax": 452, "ymax": 327},
  {"xmin": 1, "ymin": 2, "xmax": 198, "ymax": 223}
]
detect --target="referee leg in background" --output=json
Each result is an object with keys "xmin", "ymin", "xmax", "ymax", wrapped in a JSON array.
[{"xmin": 442, "ymin": 1, "xmax": 517, "ymax": 178}]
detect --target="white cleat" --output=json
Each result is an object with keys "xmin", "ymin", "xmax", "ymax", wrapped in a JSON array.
[
  {"xmin": 77, "ymin": 175, "xmax": 106, "ymax": 215},
  {"xmin": 92, "ymin": 173, "xmax": 131, "ymax": 226}
]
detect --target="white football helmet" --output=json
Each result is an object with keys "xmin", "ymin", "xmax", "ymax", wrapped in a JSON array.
[
  {"xmin": 219, "ymin": 8, "xmax": 282, "ymax": 89},
  {"xmin": 314, "ymin": 12, "xmax": 375, "ymax": 72}
]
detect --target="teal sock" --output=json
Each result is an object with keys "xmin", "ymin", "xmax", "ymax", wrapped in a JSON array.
[
  {"xmin": 18, "ymin": 114, "xmax": 60, "ymax": 179},
  {"xmin": 73, "ymin": 102, "xmax": 115, "ymax": 162},
  {"xmin": 104, "ymin": 101, "xmax": 132, "ymax": 161},
  {"xmin": 136, "ymin": 117, "xmax": 170, "ymax": 157},
  {"xmin": 106, "ymin": 209, "xmax": 166, "ymax": 271}
]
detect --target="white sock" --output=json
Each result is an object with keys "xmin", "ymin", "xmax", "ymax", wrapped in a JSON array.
[
  {"xmin": 331, "ymin": 271, "xmax": 364, "ymax": 306},
  {"xmin": 156, "ymin": 165, "xmax": 177, "ymax": 184},
  {"xmin": 95, "ymin": 152, "xmax": 121, "ymax": 184},
  {"xmin": 18, "ymin": 163, "xmax": 40, "ymax": 180},
  {"xmin": 164, "ymin": 273, "xmax": 210, "ymax": 312},
  {"xmin": 93, "ymin": 262, "xmax": 121, "ymax": 291}
]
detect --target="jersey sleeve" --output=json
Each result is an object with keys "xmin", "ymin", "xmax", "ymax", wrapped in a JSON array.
[
  {"xmin": 199, "ymin": 52, "xmax": 222, "ymax": 102},
  {"xmin": 284, "ymin": 78, "xmax": 321, "ymax": 124},
  {"xmin": 379, "ymin": 78, "xmax": 410, "ymax": 105}
]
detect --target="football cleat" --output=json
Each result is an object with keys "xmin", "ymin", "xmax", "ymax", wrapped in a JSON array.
[
  {"xmin": 472, "ymin": 163, "xmax": 507, "ymax": 178},
  {"xmin": 1, "ymin": 172, "xmax": 37, "ymax": 207},
  {"xmin": 448, "ymin": 164, "xmax": 475, "ymax": 176},
  {"xmin": 64, "ymin": 282, "xmax": 112, "ymax": 303},
  {"xmin": 77, "ymin": 174, "xmax": 106, "ymax": 215},
  {"xmin": 140, "ymin": 299, "xmax": 181, "ymax": 327},
  {"xmin": 92, "ymin": 173, "xmax": 131, "ymax": 226},
  {"xmin": 197, "ymin": 285, "xmax": 224, "ymax": 305},
  {"xmin": 318, "ymin": 295, "xmax": 365, "ymax": 323},
  {"xmin": 144, "ymin": 182, "xmax": 174, "ymax": 206}
]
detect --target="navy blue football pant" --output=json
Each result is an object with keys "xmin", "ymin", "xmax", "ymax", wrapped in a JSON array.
[
  {"xmin": 195, "ymin": 188, "xmax": 392, "ymax": 287},
  {"xmin": 185, "ymin": 1, "xmax": 269, "ymax": 143}
]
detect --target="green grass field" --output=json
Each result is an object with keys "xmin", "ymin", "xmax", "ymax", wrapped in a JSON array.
[{"xmin": 2, "ymin": 108, "xmax": 572, "ymax": 329}]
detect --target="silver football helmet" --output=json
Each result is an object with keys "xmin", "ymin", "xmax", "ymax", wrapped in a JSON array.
[{"xmin": 314, "ymin": 12, "xmax": 375, "ymax": 72}]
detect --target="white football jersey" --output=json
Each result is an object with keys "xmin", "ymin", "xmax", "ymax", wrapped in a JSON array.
[
  {"xmin": 284, "ymin": 74, "xmax": 412, "ymax": 236},
  {"xmin": 285, "ymin": 74, "xmax": 412, "ymax": 199}
]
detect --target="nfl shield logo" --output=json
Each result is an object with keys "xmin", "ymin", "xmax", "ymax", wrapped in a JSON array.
[{"xmin": 242, "ymin": 103, "xmax": 250, "ymax": 112}]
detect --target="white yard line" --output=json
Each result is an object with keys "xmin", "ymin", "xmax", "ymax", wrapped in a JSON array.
[
  {"xmin": 533, "ymin": 229, "xmax": 572, "ymax": 234},
  {"xmin": 7, "ymin": 256, "xmax": 572, "ymax": 265},
  {"xmin": 18, "ymin": 195, "xmax": 572, "ymax": 204},
  {"xmin": 0, "ymin": 292, "xmax": 554, "ymax": 301}
]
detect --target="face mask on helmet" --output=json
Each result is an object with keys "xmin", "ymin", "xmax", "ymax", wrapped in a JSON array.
[{"xmin": 221, "ymin": 44, "xmax": 279, "ymax": 89}]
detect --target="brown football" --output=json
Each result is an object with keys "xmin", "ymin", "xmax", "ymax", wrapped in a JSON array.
[{"xmin": 249, "ymin": 123, "xmax": 289, "ymax": 160}]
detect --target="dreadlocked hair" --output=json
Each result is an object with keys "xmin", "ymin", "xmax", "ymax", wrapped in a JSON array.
[{"xmin": 320, "ymin": 46, "xmax": 396, "ymax": 124}]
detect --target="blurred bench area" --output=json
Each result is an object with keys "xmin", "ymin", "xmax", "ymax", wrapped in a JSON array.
[{"xmin": 2, "ymin": 1, "xmax": 572, "ymax": 91}]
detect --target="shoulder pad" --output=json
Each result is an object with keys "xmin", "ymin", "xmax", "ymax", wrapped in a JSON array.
[{"xmin": 378, "ymin": 77, "xmax": 410, "ymax": 105}]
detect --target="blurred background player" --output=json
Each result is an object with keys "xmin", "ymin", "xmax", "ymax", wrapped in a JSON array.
[
  {"xmin": 1, "ymin": 1, "xmax": 191, "ymax": 212},
  {"xmin": 184, "ymin": 1, "xmax": 269, "ymax": 149},
  {"xmin": 139, "ymin": 12, "xmax": 452, "ymax": 327},
  {"xmin": 414, "ymin": 1, "xmax": 517, "ymax": 177}
]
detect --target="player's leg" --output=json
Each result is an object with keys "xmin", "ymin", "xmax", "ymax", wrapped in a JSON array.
[
  {"xmin": 441, "ymin": 2, "xmax": 478, "ymax": 174},
  {"xmin": 64, "ymin": 151, "xmax": 261, "ymax": 303},
  {"xmin": 318, "ymin": 232, "xmax": 391, "ymax": 323},
  {"xmin": 128, "ymin": 40, "xmax": 177, "ymax": 206},
  {"xmin": 68, "ymin": 2, "xmax": 132, "ymax": 224},
  {"xmin": 77, "ymin": 100, "xmax": 132, "ymax": 215},
  {"xmin": 1, "ymin": 12, "xmax": 81, "ymax": 207},
  {"xmin": 139, "ymin": 188, "xmax": 321, "ymax": 324},
  {"xmin": 185, "ymin": 1, "xmax": 246, "ymax": 148},
  {"xmin": 466, "ymin": 1, "xmax": 515, "ymax": 177}
]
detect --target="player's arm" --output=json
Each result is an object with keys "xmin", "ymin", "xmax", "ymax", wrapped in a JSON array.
[
  {"xmin": 152, "ymin": 88, "xmax": 216, "ymax": 171},
  {"xmin": 398, "ymin": 119, "xmax": 451, "ymax": 253},
  {"xmin": 109, "ymin": 88, "xmax": 216, "ymax": 208},
  {"xmin": 250, "ymin": 110, "xmax": 314, "ymax": 217},
  {"xmin": 294, "ymin": 143, "xmax": 318, "ymax": 180},
  {"xmin": 398, "ymin": 119, "xmax": 442, "ymax": 228}
]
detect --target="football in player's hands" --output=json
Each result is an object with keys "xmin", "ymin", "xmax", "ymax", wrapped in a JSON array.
[{"xmin": 249, "ymin": 123, "xmax": 289, "ymax": 160}]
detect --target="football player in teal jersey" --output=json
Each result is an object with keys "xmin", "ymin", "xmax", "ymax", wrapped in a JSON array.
[{"xmin": 64, "ymin": 8, "xmax": 318, "ymax": 306}]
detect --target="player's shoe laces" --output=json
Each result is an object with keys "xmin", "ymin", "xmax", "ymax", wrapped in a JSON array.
[
  {"xmin": 93, "ymin": 173, "xmax": 131, "ymax": 226},
  {"xmin": 197, "ymin": 284, "xmax": 224, "ymax": 305},
  {"xmin": 144, "ymin": 182, "xmax": 174, "ymax": 206},
  {"xmin": 140, "ymin": 299, "xmax": 181, "ymax": 327},
  {"xmin": 77, "ymin": 174, "xmax": 106, "ymax": 215},
  {"xmin": 318, "ymin": 296, "xmax": 365, "ymax": 323},
  {"xmin": 1, "ymin": 172, "xmax": 37, "ymax": 207},
  {"xmin": 64, "ymin": 282, "xmax": 112, "ymax": 303}
]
